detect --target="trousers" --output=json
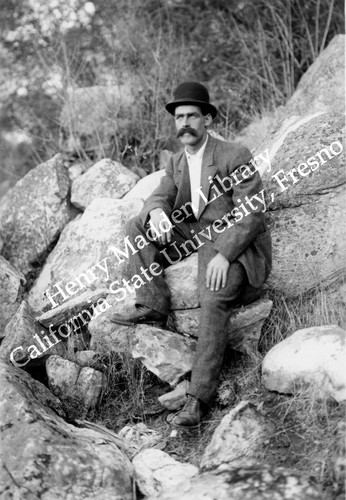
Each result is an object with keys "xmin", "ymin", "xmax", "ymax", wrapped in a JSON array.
[{"xmin": 125, "ymin": 214, "xmax": 259, "ymax": 404}]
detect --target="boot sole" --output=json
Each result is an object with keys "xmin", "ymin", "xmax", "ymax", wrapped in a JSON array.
[
  {"xmin": 166, "ymin": 412, "xmax": 202, "ymax": 429},
  {"xmin": 110, "ymin": 317, "xmax": 166, "ymax": 328}
]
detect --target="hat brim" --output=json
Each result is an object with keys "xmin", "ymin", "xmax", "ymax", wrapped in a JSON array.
[{"xmin": 165, "ymin": 99, "xmax": 218, "ymax": 119}]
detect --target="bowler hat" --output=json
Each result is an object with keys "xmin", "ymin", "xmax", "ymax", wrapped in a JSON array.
[{"xmin": 165, "ymin": 82, "xmax": 217, "ymax": 119}]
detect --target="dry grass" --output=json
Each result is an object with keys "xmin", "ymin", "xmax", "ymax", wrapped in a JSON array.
[{"xmin": 90, "ymin": 285, "xmax": 345, "ymax": 498}]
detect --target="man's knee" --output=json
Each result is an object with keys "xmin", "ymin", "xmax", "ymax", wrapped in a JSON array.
[
  {"xmin": 125, "ymin": 215, "xmax": 144, "ymax": 237},
  {"xmin": 199, "ymin": 262, "xmax": 246, "ymax": 310}
]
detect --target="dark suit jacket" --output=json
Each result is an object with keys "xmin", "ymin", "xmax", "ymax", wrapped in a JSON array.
[{"xmin": 141, "ymin": 135, "xmax": 272, "ymax": 289}]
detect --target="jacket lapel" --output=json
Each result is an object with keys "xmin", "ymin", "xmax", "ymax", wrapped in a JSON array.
[
  {"xmin": 197, "ymin": 136, "xmax": 217, "ymax": 219},
  {"xmin": 174, "ymin": 153, "xmax": 191, "ymax": 211}
]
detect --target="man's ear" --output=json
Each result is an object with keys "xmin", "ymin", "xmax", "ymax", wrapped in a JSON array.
[{"xmin": 204, "ymin": 114, "xmax": 212, "ymax": 127}]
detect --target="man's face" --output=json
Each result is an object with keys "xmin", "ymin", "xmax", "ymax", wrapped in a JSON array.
[{"xmin": 174, "ymin": 105, "xmax": 211, "ymax": 148}]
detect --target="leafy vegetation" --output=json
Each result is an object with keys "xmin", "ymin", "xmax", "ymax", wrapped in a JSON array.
[{"xmin": 0, "ymin": 0, "xmax": 344, "ymax": 178}]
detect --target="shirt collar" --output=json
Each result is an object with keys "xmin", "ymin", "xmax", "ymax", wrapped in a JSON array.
[{"xmin": 185, "ymin": 134, "xmax": 209, "ymax": 161}]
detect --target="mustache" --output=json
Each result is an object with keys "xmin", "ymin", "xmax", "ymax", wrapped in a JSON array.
[{"xmin": 176, "ymin": 127, "xmax": 198, "ymax": 138}]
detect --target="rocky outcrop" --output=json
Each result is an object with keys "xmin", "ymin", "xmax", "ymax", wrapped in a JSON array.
[
  {"xmin": 164, "ymin": 254, "xmax": 200, "ymax": 309},
  {"xmin": 148, "ymin": 466, "xmax": 322, "ymax": 500},
  {"xmin": 132, "ymin": 324, "xmax": 197, "ymax": 386},
  {"xmin": 0, "ymin": 256, "xmax": 25, "ymax": 337},
  {"xmin": 0, "ymin": 362, "xmax": 134, "ymax": 500},
  {"xmin": 262, "ymin": 325, "xmax": 346, "ymax": 402},
  {"xmin": 71, "ymin": 158, "xmax": 139, "ymax": 210},
  {"xmin": 285, "ymin": 35, "xmax": 345, "ymax": 117},
  {"xmin": 46, "ymin": 355, "xmax": 106, "ymax": 417},
  {"xmin": 28, "ymin": 197, "xmax": 144, "ymax": 315},
  {"xmin": 254, "ymin": 37, "xmax": 346, "ymax": 297},
  {"xmin": 88, "ymin": 255, "xmax": 272, "ymax": 383},
  {"xmin": 0, "ymin": 301, "xmax": 66, "ymax": 367},
  {"xmin": 123, "ymin": 169, "xmax": 165, "ymax": 201},
  {"xmin": 168, "ymin": 298, "xmax": 273, "ymax": 353},
  {"xmin": 0, "ymin": 154, "xmax": 76, "ymax": 276},
  {"xmin": 200, "ymin": 401, "xmax": 274, "ymax": 472},
  {"xmin": 260, "ymin": 112, "xmax": 345, "ymax": 297},
  {"xmin": 133, "ymin": 449, "xmax": 198, "ymax": 498}
]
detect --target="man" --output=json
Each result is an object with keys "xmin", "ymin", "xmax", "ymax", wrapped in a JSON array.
[{"xmin": 111, "ymin": 82, "xmax": 272, "ymax": 427}]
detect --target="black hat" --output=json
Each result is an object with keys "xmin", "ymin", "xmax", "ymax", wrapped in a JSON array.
[{"xmin": 165, "ymin": 82, "xmax": 218, "ymax": 119}]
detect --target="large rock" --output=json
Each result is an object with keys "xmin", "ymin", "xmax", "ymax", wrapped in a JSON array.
[
  {"xmin": 132, "ymin": 325, "xmax": 196, "ymax": 386},
  {"xmin": 167, "ymin": 298, "xmax": 273, "ymax": 353},
  {"xmin": 60, "ymin": 84, "xmax": 137, "ymax": 157},
  {"xmin": 148, "ymin": 466, "xmax": 322, "ymax": 500},
  {"xmin": 0, "ymin": 154, "xmax": 76, "ymax": 276},
  {"xmin": 252, "ymin": 37, "xmax": 345, "ymax": 297},
  {"xmin": 46, "ymin": 355, "xmax": 106, "ymax": 417},
  {"xmin": 71, "ymin": 158, "xmax": 139, "ymax": 210},
  {"xmin": 0, "ymin": 362, "xmax": 133, "ymax": 499},
  {"xmin": 0, "ymin": 301, "xmax": 66, "ymax": 367},
  {"xmin": 0, "ymin": 256, "xmax": 25, "ymax": 338},
  {"xmin": 37, "ymin": 287, "xmax": 109, "ymax": 328},
  {"xmin": 89, "ymin": 293, "xmax": 137, "ymax": 354},
  {"xmin": 164, "ymin": 253, "xmax": 199, "ymax": 309},
  {"xmin": 262, "ymin": 325, "xmax": 346, "ymax": 402},
  {"xmin": 28, "ymin": 197, "xmax": 144, "ymax": 316},
  {"xmin": 133, "ymin": 449, "xmax": 198, "ymax": 498},
  {"xmin": 258, "ymin": 111, "xmax": 345, "ymax": 296},
  {"xmin": 285, "ymin": 35, "xmax": 345, "ymax": 117},
  {"xmin": 123, "ymin": 169, "xmax": 165, "ymax": 201},
  {"xmin": 200, "ymin": 401, "xmax": 273, "ymax": 472},
  {"xmin": 88, "ymin": 254, "xmax": 200, "ymax": 349}
]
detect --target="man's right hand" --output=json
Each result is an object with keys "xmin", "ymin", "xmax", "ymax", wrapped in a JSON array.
[{"xmin": 149, "ymin": 208, "xmax": 173, "ymax": 246}]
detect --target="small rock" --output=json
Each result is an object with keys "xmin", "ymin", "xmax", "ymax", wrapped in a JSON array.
[
  {"xmin": 0, "ymin": 256, "xmax": 25, "ymax": 338},
  {"xmin": 71, "ymin": 158, "xmax": 139, "ymax": 210},
  {"xmin": 46, "ymin": 355, "xmax": 106, "ymax": 416},
  {"xmin": 68, "ymin": 160, "xmax": 90, "ymax": 181},
  {"xmin": 200, "ymin": 401, "xmax": 274, "ymax": 472},
  {"xmin": 132, "ymin": 325, "xmax": 196, "ymax": 386},
  {"xmin": 119, "ymin": 423, "xmax": 163, "ymax": 450},
  {"xmin": 262, "ymin": 325, "xmax": 346, "ymax": 402},
  {"xmin": 74, "ymin": 350, "xmax": 99, "ymax": 367},
  {"xmin": 133, "ymin": 448, "xmax": 198, "ymax": 497},
  {"xmin": 158, "ymin": 380, "xmax": 189, "ymax": 410}
]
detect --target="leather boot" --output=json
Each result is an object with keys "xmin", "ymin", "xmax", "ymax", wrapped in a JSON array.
[
  {"xmin": 110, "ymin": 304, "xmax": 167, "ymax": 327},
  {"xmin": 168, "ymin": 394, "xmax": 208, "ymax": 428}
]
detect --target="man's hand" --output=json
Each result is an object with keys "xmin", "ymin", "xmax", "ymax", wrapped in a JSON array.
[
  {"xmin": 149, "ymin": 208, "xmax": 173, "ymax": 246},
  {"xmin": 206, "ymin": 252, "xmax": 230, "ymax": 291}
]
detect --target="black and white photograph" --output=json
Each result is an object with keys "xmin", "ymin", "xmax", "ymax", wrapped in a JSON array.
[{"xmin": 0, "ymin": 1, "xmax": 345, "ymax": 498}]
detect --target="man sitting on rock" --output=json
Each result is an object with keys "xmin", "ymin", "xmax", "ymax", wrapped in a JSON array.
[{"xmin": 111, "ymin": 82, "xmax": 272, "ymax": 427}]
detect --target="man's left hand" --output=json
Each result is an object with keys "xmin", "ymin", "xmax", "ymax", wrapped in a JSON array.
[{"xmin": 206, "ymin": 253, "xmax": 230, "ymax": 291}]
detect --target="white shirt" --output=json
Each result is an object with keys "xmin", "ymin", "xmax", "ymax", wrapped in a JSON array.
[{"xmin": 185, "ymin": 135, "xmax": 208, "ymax": 218}]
